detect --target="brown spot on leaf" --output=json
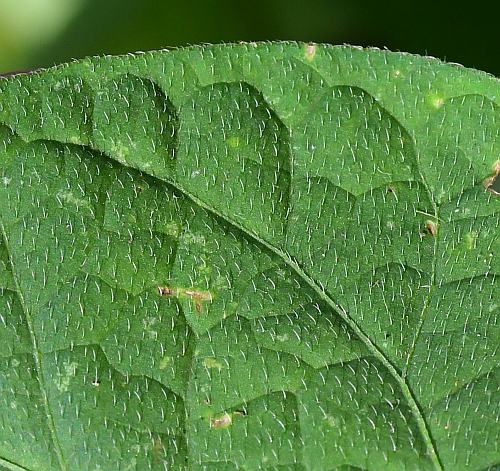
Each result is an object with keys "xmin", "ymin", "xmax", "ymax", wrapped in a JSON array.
[
  {"xmin": 158, "ymin": 285, "xmax": 213, "ymax": 313},
  {"xmin": 483, "ymin": 160, "xmax": 500, "ymax": 195},
  {"xmin": 210, "ymin": 413, "xmax": 232, "ymax": 429},
  {"xmin": 185, "ymin": 289, "xmax": 212, "ymax": 313},
  {"xmin": 158, "ymin": 286, "xmax": 175, "ymax": 296},
  {"xmin": 152, "ymin": 437, "xmax": 164, "ymax": 463},
  {"xmin": 425, "ymin": 220, "xmax": 438, "ymax": 237}
]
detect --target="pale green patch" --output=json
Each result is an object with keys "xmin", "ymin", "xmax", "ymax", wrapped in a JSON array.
[
  {"xmin": 180, "ymin": 231, "xmax": 206, "ymax": 245},
  {"xmin": 202, "ymin": 357, "xmax": 225, "ymax": 370},
  {"xmin": 276, "ymin": 333, "xmax": 289, "ymax": 342},
  {"xmin": 110, "ymin": 142, "xmax": 130, "ymax": 162},
  {"xmin": 324, "ymin": 415, "xmax": 338, "ymax": 428},
  {"xmin": 464, "ymin": 231, "xmax": 478, "ymax": 250},
  {"xmin": 55, "ymin": 361, "xmax": 78, "ymax": 393},
  {"xmin": 56, "ymin": 189, "xmax": 92, "ymax": 209},
  {"xmin": 163, "ymin": 221, "xmax": 182, "ymax": 237},
  {"xmin": 158, "ymin": 356, "xmax": 173, "ymax": 370}
]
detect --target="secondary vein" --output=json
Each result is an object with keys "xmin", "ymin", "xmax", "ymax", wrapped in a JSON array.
[
  {"xmin": 164, "ymin": 180, "xmax": 445, "ymax": 471},
  {"xmin": 402, "ymin": 205, "xmax": 440, "ymax": 378},
  {"xmin": 0, "ymin": 456, "xmax": 33, "ymax": 471},
  {"xmin": 0, "ymin": 222, "xmax": 68, "ymax": 471}
]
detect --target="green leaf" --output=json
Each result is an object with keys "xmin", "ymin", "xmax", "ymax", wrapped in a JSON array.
[{"xmin": 0, "ymin": 42, "xmax": 498, "ymax": 470}]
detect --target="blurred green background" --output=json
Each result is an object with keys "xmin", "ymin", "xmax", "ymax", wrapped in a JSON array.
[{"xmin": 0, "ymin": 0, "xmax": 498, "ymax": 76}]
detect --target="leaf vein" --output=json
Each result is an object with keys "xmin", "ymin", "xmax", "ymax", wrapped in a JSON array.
[
  {"xmin": 154, "ymin": 176, "xmax": 446, "ymax": 471},
  {"xmin": 0, "ymin": 222, "xmax": 68, "ymax": 471}
]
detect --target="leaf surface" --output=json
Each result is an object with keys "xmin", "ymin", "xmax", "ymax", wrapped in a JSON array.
[{"xmin": 0, "ymin": 42, "xmax": 499, "ymax": 470}]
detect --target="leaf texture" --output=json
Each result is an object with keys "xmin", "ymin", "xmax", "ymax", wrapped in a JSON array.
[{"xmin": 0, "ymin": 42, "xmax": 499, "ymax": 470}]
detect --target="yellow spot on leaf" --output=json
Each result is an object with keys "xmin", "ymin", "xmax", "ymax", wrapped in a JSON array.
[
  {"xmin": 203, "ymin": 357, "xmax": 224, "ymax": 370},
  {"xmin": 159, "ymin": 356, "xmax": 173, "ymax": 370},
  {"xmin": 69, "ymin": 135, "xmax": 83, "ymax": 145},
  {"xmin": 428, "ymin": 94, "xmax": 445, "ymax": 109},
  {"xmin": 226, "ymin": 136, "xmax": 240, "ymax": 148}
]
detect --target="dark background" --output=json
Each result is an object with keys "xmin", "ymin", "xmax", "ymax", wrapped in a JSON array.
[{"xmin": 0, "ymin": 0, "xmax": 498, "ymax": 76}]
